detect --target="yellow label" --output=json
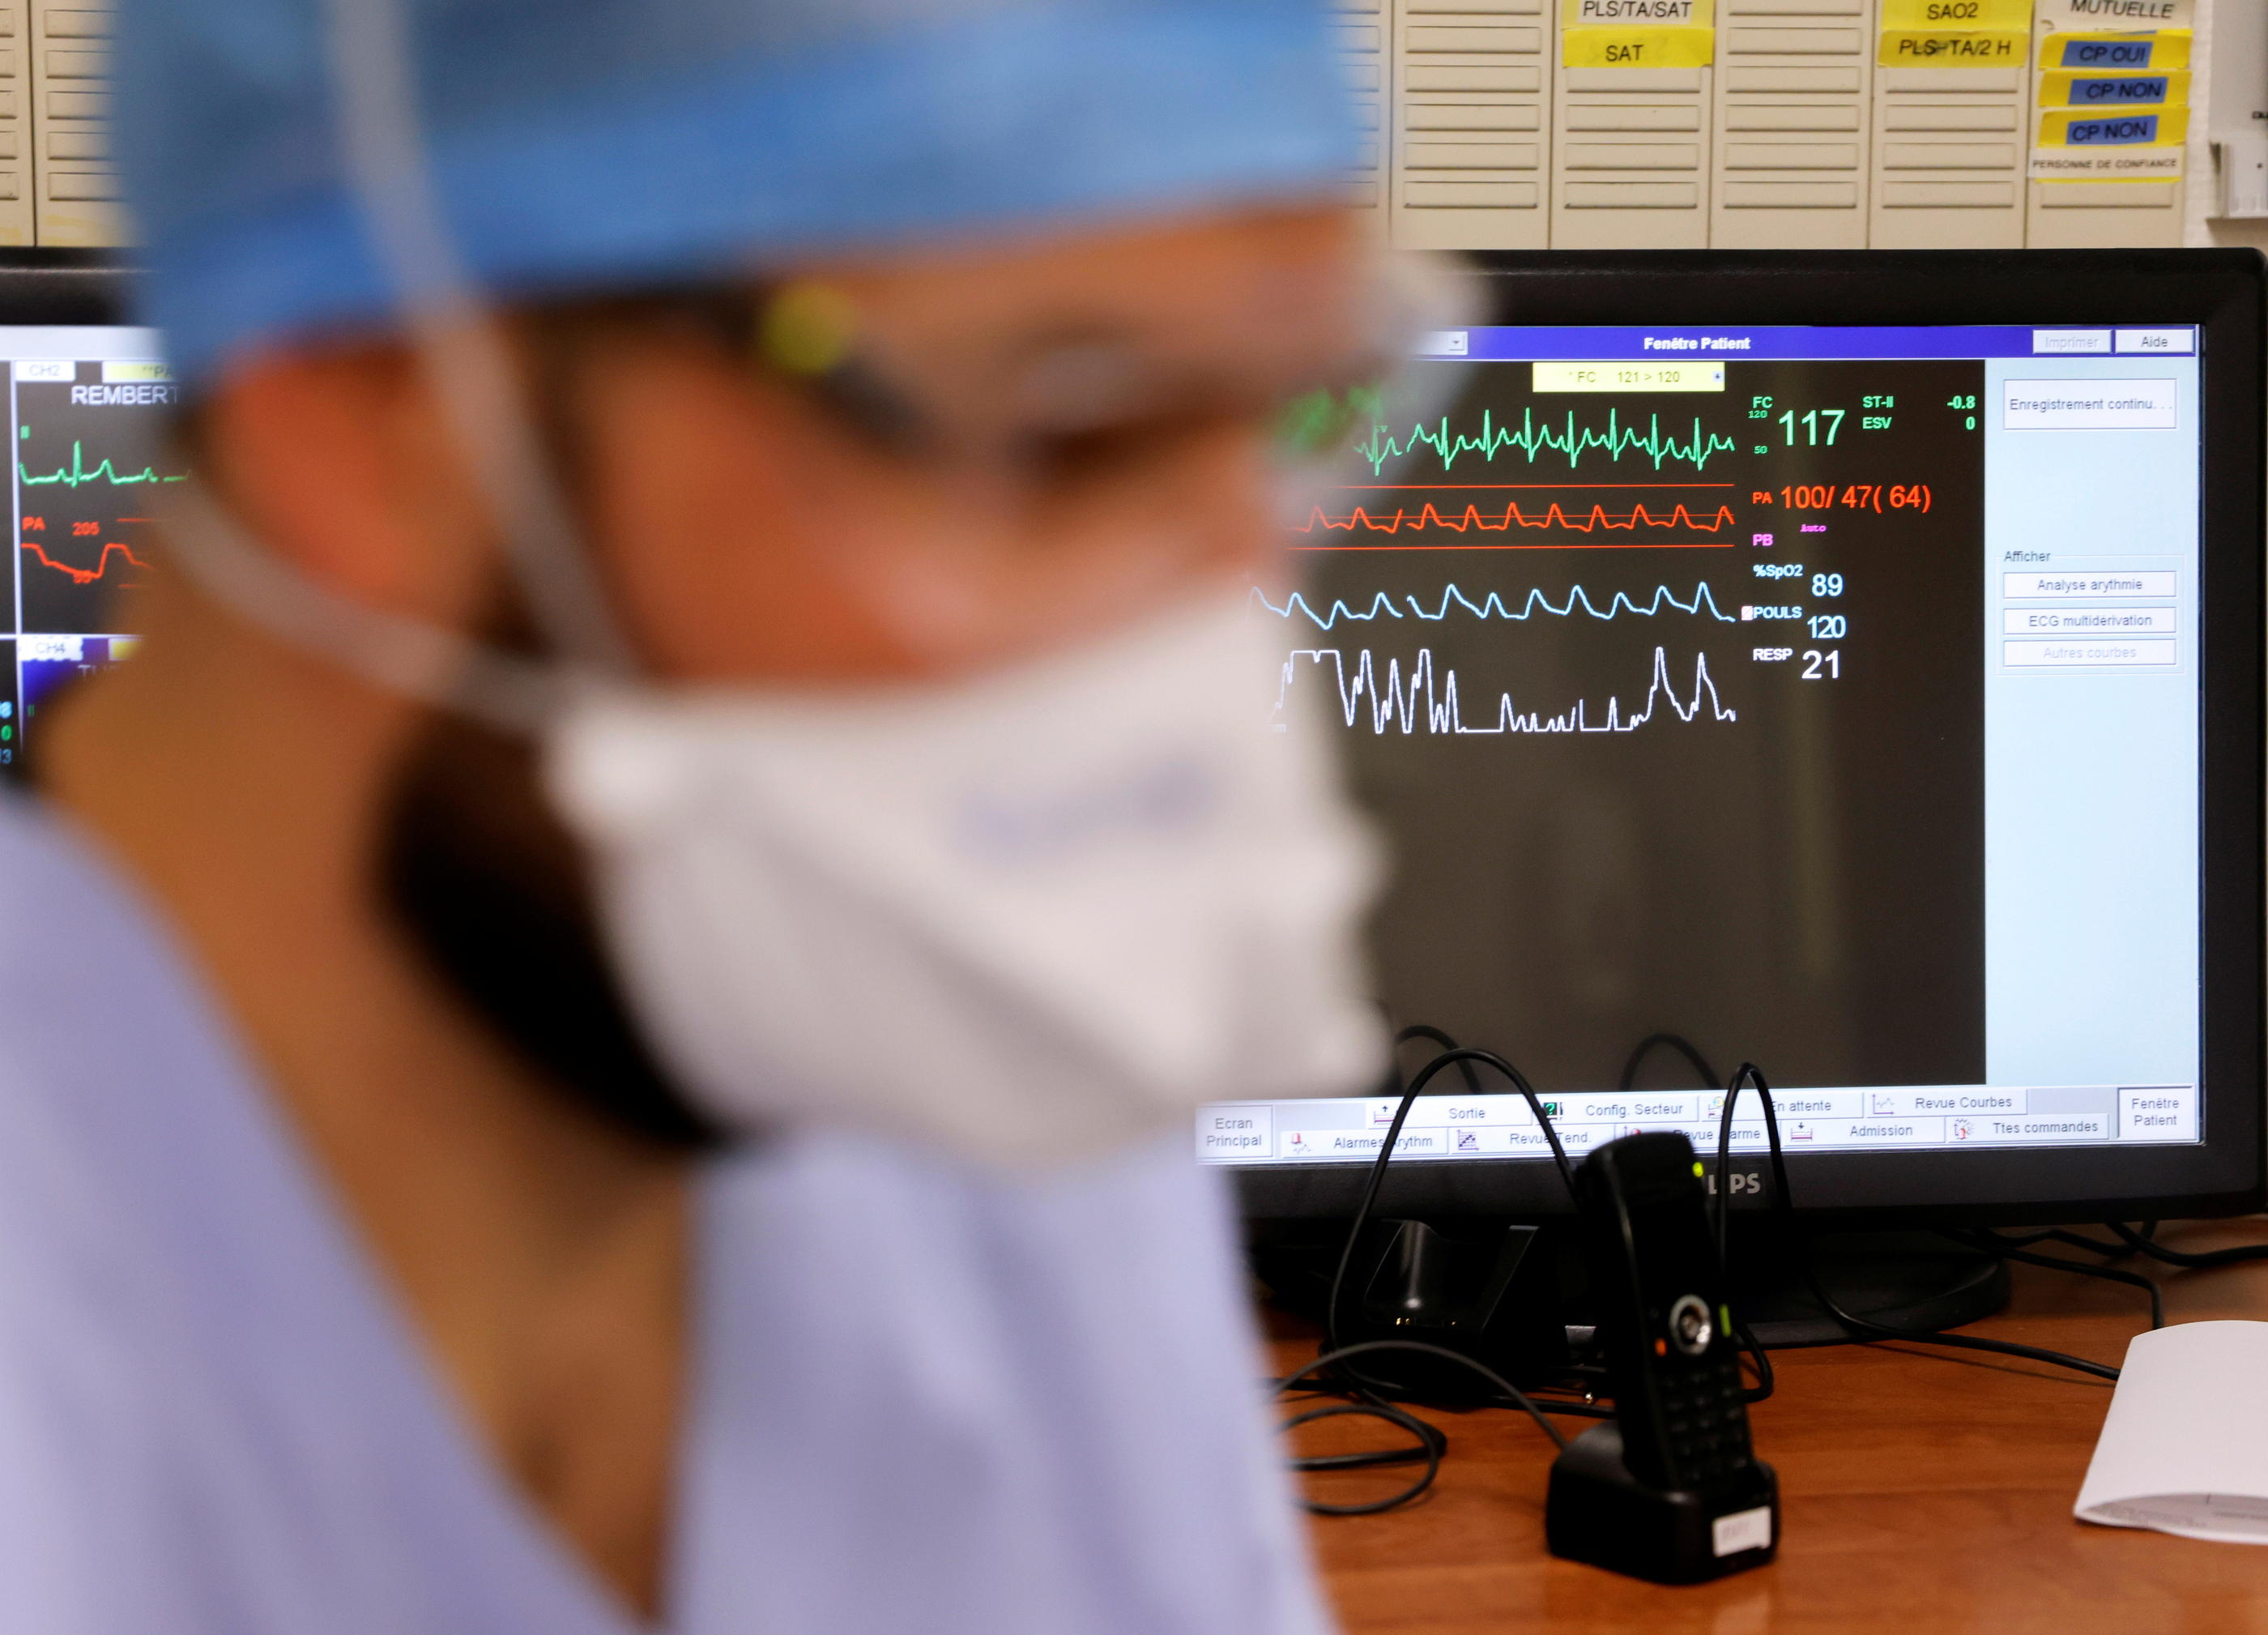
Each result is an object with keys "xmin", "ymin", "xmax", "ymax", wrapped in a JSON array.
[
  {"xmin": 2037, "ymin": 104, "xmax": 2187, "ymax": 145},
  {"xmin": 1563, "ymin": 0, "xmax": 1714, "ymax": 23},
  {"xmin": 99, "ymin": 361, "xmax": 172, "ymax": 382},
  {"xmin": 2038, "ymin": 66, "xmax": 2186, "ymax": 107},
  {"xmin": 1878, "ymin": 28, "xmax": 2027, "ymax": 64},
  {"xmin": 2040, "ymin": 27, "xmax": 2188, "ymax": 70},
  {"xmin": 1533, "ymin": 361, "xmax": 1726, "ymax": 393},
  {"xmin": 1562, "ymin": 22, "xmax": 1715, "ymax": 64},
  {"xmin": 1879, "ymin": 0, "xmax": 2032, "ymax": 29}
]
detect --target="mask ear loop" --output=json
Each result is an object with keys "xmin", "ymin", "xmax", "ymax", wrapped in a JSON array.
[
  {"xmin": 162, "ymin": 479, "xmax": 553, "ymax": 736},
  {"xmin": 312, "ymin": 0, "xmax": 636, "ymax": 685}
]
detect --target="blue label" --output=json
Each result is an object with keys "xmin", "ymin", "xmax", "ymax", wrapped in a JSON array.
[
  {"xmin": 2065, "ymin": 113, "xmax": 2160, "ymax": 145},
  {"xmin": 2069, "ymin": 75, "xmax": 2169, "ymax": 104},
  {"xmin": 2059, "ymin": 36, "xmax": 2153, "ymax": 67}
]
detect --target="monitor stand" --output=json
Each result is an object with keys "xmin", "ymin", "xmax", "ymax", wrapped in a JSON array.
[{"xmin": 1725, "ymin": 1228, "xmax": 2010, "ymax": 1348}]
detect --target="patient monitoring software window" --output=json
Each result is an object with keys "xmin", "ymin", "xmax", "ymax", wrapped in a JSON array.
[
  {"xmin": 0, "ymin": 327, "xmax": 174, "ymax": 765},
  {"xmin": 1203, "ymin": 325, "xmax": 2202, "ymax": 1166}
]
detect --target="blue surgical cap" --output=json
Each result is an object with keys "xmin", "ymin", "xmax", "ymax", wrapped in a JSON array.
[{"xmin": 118, "ymin": 0, "xmax": 1358, "ymax": 382}]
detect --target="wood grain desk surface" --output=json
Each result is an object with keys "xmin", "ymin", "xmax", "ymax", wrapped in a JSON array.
[{"xmin": 1273, "ymin": 1222, "xmax": 2268, "ymax": 1635}]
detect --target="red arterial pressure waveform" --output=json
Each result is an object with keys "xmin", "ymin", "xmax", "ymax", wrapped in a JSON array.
[
  {"xmin": 1295, "ymin": 500, "xmax": 1740, "ymax": 537},
  {"xmin": 20, "ymin": 539, "xmax": 150, "ymax": 586}
]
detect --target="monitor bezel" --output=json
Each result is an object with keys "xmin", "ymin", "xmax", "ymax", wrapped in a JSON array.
[
  {"xmin": 0, "ymin": 250, "xmax": 138, "ymax": 327},
  {"xmin": 1233, "ymin": 249, "xmax": 2266, "ymax": 1230}
]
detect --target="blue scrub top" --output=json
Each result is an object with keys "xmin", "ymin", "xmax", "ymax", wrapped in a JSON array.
[{"xmin": 0, "ymin": 797, "xmax": 1334, "ymax": 1634}]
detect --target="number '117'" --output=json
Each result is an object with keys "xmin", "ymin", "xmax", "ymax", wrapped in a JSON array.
[{"xmin": 1780, "ymin": 408, "xmax": 1844, "ymax": 446}]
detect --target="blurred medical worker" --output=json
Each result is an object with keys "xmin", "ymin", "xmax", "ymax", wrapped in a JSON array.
[{"xmin": 0, "ymin": 0, "xmax": 1401, "ymax": 1630}]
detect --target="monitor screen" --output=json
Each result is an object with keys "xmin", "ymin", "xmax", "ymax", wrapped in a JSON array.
[
  {"xmin": 0, "ymin": 324, "xmax": 175, "ymax": 766},
  {"xmin": 1204, "ymin": 317, "xmax": 2207, "ymax": 1176}
]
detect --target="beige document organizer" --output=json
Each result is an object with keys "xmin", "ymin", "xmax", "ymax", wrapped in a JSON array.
[
  {"xmin": 1550, "ymin": 0, "xmax": 1716, "ymax": 248},
  {"xmin": 0, "ymin": 1, "xmax": 32, "ymax": 247},
  {"xmin": 2023, "ymin": 0, "xmax": 2187, "ymax": 247},
  {"xmin": 32, "ymin": 4, "xmax": 122, "ymax": 247},
  {"xmin": 1392, "ymin": 0, "xmax": 1554, "ymax": 250},
  {"xmin": 1868, "ymin": 0, "xmax": 2033, "ymax": 247},
  {"xmin": 1869, "ymin": 66, "xmax": 2033, "ymax": 245},
  {"xmin": 1336, "ymin": 0, "xmax": 1388, "ymax": 214},
  {"xmin": 1709, "ymin": 0, "xmax": 1874, "ymax": 247}
]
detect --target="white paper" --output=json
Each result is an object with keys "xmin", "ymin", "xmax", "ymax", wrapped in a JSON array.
[{"xmin": 2075, "ymin": 1321, "xmax": 2268, "ymax": 1543}]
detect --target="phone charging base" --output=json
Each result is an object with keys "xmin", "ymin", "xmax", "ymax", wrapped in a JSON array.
[{"xmin": 1545, "ymin": 1421, "xmax": 1778, "ymax": 1585}]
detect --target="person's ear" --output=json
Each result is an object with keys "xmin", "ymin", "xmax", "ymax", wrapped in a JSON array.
[{"xmin": 197, "ymin": 344, "xmax": 499, "ymax": 630}]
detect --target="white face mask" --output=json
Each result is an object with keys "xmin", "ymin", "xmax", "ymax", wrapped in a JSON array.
[
  {"xmin": 168, "ymin": 482, "xmax": 1391, "ymax": 1164},
  {"xmin": 542, "ymin": 596, "xmax": 1387, "ymax": 1165}
]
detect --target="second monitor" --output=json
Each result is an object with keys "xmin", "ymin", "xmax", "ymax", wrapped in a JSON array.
[{"xmin": 1212, "ymin": 250, "xmax": 2263, "ymax": 1231}]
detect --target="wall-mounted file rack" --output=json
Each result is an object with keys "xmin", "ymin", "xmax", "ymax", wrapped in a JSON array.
[
  {"xmin": 1392, "ymin": 0, "xmax": 1555, "ymax": 250},
  {"xmin": 1330, "ymin": 0, "xmax": 2210, "ymax": 248}
]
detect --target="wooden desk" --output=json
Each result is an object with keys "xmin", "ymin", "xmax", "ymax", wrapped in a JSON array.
[{"xmin": 1275, "ymin": 1222, "xmax": 2268, "ymax": 1634}]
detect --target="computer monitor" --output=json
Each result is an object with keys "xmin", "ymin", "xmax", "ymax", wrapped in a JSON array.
[
  {"xmin": 1209, "ymin": 250, "xmax": 2263, "ymax": 1231},
  {"xmin": 0, "ymin": 254, "xmax": 168, "ymax": 767}
]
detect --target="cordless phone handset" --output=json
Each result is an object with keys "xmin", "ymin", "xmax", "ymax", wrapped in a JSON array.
[{"xmin": 1546, "ymin": 1131, "xmax": 1779, "ymax": 1584}]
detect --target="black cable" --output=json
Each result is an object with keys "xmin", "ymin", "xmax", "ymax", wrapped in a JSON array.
[
  {"xmin": 1997, "ymin": 1227, "xmax": 2134, "ymax": 1257},
  {"xmin": 1323, "ymin": 1047, "xmax": 1574, "ymax": 1360},
  {"xmin": 1278, "ymin": 1340, "xmax": 1569, "ymax": 1515},
  {"xmin": 1394, "ymin": 1023, "xmax": 1484, "ymax": 1096},
  {"xmin": 1395, "ymin": 1024, "xmax": 1464, "ymax": 1054},
  {"xmin": 1290, "ymin": 1041, "xmax": 1575, "ymax": 1512},
  {"xmin": 1520, "ymin": 1395, "xmax": 1618, "ymax": 1419},
  {"xmin": 2054, "ymin": 1229, "xmax": 2135, "ymax": 1257},
  {"xmin": 1284, "ymin": 1342, "xmax": 1571, "ymax": 1453},
  {"xmin": 1278, "ymin": 1404, "xmax": 1443, "ymax": 1515},
  {"xmin": 1732, "ymin": 1318, "xmax": 1776, "ymax": 1403},
  {"xmin": 1620, "ymin": 1037, "xmax": 1774, "ymax": 1401},
  {"xmin": 1617, "ymin": 1031, "xmax": 1721, "ymax": 1095},
  {"xmin": 1703, "ymin": 1069, "xmax": 2124, "ymax": 1381},
  {"xmin": 1974, "ymin": 1227, "xmax": 2066, "ymax": 1248},
  {"xmin": 2105, "ymin": 1219, "xmax": 2268, "ymax": 1268},
  {"xmin": 1278, "ymin": 1406, "xmax": 1438, "ymax": 1475},
  {"xmin": 1947, "ymin": 1231, "xmax": 2164, "ymax": 1330},
  {"xmin": 1291, "ymin": 1037, "xmax": 2162, "ymax": 1518},
  {"xmin": 1709, "ymin": 1063, "xmax": 1788, "ymax": 1405},
  {"xmin": 1712, "ymin": 1063, "xmax": 1789, "ymax": 1271},
  {"xmin": 1800, "ymin": 1266, "xmax": 2122, "ymax": 1381},
  {"xmin": 1333, "ymin": 1024, "xmax": 1473, "ymax": 1376}
]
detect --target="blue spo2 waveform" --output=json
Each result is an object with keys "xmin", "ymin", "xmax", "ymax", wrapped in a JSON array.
[
  {"xmin": 1279, "ymin": 646, "xmax": 1734, "ymax": 736},
  {"xmin": 1256, "ymin": 582, "xmax": 1737, "ymax": 632}
]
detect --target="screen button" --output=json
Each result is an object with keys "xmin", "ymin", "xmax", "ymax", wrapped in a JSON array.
[
  {"xmin": 2004, "ymin": 638, "xmax": 2176, "ymax": 668},
  {"xmin": 2032, "ymin": 328, "xmax": 2111, "ymax": 354},
  {"xmin": 1197, "ymin": 1105, "xmax": 1273, "ymax": 1159},
  {"xmin": 2113, "ymin": 327, "xmax": 2193, "ymax": 354},
  {"xmin": 2002, "ymin": 377, "xmax": 2177, "ymax": 429},
  {"xmin": 2118, "ymin": 1086, "xmax": 2196, "ymax": 1141},
  {"xmin": 2003, "ymin": 569, "xmax": 2176, "ymax": 599}
]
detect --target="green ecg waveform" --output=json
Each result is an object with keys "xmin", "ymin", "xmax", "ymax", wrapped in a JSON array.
[
  {"xmin": 1358, "ymin": 408, "xmax": 1741, "ymax": 476},
  {"xmin": 20, "ymin": 441, "xmax": 190, "ymax": 489}
]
